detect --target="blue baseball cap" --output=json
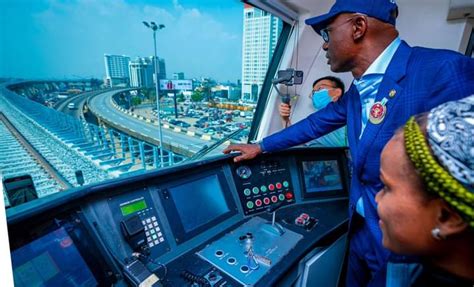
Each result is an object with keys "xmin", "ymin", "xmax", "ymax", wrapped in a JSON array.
[{"xmin": 305, "ymin": 0, "xmax": 398, "ymax": 34}]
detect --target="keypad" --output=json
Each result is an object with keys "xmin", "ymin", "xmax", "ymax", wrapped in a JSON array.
[{"xmin": 142, "ymin": 215, "xmax": 165, "ymax": 248}]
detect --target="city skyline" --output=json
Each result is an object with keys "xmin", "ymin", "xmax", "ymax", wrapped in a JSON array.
[{"xmin": 0, "ymin": 0, "xmax": 244, "ymax": 82}]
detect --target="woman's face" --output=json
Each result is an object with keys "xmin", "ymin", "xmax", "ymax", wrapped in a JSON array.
[{"xmin": 376, "ymin": 133, "xmax": 439, "ymax": 255}]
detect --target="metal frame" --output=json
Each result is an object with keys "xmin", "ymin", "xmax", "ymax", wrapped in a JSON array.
[{"xmin": 248, "ymin": 22, "xmax": 292, "ymax": 142}]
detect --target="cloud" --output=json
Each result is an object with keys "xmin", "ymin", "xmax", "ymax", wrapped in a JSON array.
[{"xmin": 172, "ymin": 0, "xmax": 184, "ymax": 12}]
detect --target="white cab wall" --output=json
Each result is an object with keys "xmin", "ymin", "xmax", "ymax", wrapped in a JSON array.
[
  {"xmin": 257, "ymin": 0, "xmax": 473, "ymax": 140},
  {"xmin": 397, "ymin": 0, "xmax": 470, "ymax": 51}
]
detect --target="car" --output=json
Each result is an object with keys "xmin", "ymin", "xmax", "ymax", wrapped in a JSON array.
[
  {"xmin": 67, "ymin": 102, "xmax": 76, "ymax": 110},
  {"xmin": 176, "ymin": 121, "xmax": 190, "ymax": 128},
  {"xmin": 169, "ymin": 119, "xmax": 191, "ymax": 128},
  {"xmin": 169, "ymin": 119, "xmax": 178, "ymax": 125}
]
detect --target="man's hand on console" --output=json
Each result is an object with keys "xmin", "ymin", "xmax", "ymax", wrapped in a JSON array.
[{"xmin": 223, "ymin": 144, "xmax": 262, "ymax": 162}]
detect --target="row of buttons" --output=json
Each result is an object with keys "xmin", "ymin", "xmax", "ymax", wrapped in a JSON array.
[
  {"xmin": 214, "ymin": 251, "xmax": 250, "ymax": 274},
  {"xmin": 246, "ymin": 193, "xmax": 294, "ymax": 209},
  {"xmin": 243, "ymin": 181, "xmax": 290, "ymax": 196},
  {"xmin": 142, "ymin": 216, "xmax": 165, "ymax": 248}
]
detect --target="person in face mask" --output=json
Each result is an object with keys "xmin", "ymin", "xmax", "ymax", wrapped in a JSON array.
[{"xmin": 279, "ymin": 76, "xmax": 347, "ymax": 147}]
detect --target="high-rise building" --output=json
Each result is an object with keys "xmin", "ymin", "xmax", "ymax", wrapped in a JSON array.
[
  {"xmin": 152, "ymin": 57, "xmax": 167, "ymax": 81},
  {"xmin": 173, "ymin": 72, "xmax": 185, "ymax": 80},
  {"xmin": 128, "ymin": 57, "xmax": 167, "ymax": 88},
  {"xmin": 129, "ymin": 57, "xmax": 153, "ymax": 88},
  {"xmin": 241, "ymin": 5, "xmax": 282, "ymax": 102},
  {"xmin": 104, "ymin": 54, "xmax": 130, "ymax": 87}
]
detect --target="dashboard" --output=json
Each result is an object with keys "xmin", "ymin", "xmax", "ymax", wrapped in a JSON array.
[{"xmin": 7, "ymin": 147, "xmax": 350, "ymax": 287}]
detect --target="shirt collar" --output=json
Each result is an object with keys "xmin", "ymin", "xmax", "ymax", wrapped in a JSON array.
[{"xmin": 359, "ymin": 37, "xmax": 401, "ymax": 78}]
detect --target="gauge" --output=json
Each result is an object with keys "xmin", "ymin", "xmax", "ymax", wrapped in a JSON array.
[{"xmin": 236, "ymin": 165, "xmax": 252, "ymax": 179}]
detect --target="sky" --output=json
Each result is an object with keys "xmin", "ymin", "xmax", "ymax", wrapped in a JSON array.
[{"xmin": 0, "ymin": 0, "xmax": 244, "ymax": 82}]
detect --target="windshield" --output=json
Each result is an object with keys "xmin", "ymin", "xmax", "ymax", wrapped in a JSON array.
[{"xmin": 0, "ymin": 0, "xmax": 284, "ymax": 207}]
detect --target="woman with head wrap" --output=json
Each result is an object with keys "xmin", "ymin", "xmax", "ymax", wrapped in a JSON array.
[{"xmin": 376, "ymin": 95, "xmax": 474, "ymax": 286}]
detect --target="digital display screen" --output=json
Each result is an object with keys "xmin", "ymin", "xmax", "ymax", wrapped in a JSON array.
[
  {"xmin": 302, "ymin": 160, "xmax": 343, "ymax": 193},
  {"xmin": 120, "ymin": 198, "xmax": 147, "ymax": 216},
  {"xmin": 168, "ymin": 174, "xmax": 230, "ymax": 234},
  {"xmin": 11, "ymin": 227, "xmax": 97, "ymax": 286}
]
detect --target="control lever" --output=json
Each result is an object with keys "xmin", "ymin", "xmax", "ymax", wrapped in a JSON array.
[
  {"xmin": 239, "ymin": 233, "xmax": 259, "ymax": 270},
  {"xmin": 266, "ymin": 201, "xmax": 284, "ymax": 213},
  {"xmin": 262, "ymin": 202, "xmax": 285, "ymax": 236}
]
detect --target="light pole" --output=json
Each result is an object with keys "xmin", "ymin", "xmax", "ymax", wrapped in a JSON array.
[{"xmin": 143, "ymin": 21, "xmax": 165, "ymax": 167}]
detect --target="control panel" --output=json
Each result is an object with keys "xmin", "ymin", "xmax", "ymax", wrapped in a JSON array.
[
  {"xmin": 197, "ymin": 217, "xmax": 303, "ymax": 286},
  {"xmin": 232, "ymin": 158, "xmax": 295, "ymax": 216},
  {"xmin": 108, "ymin": 190, "xmax": 169, "ymax": 257},
  {"xmin": 7, "ymin": 147, "xmax": 350, "ymax": 287}
]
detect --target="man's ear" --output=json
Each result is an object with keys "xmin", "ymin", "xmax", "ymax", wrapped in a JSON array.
[
  {"xmin": 353, "ymin": 15, "xmax": 368, "ymax": 41},
  {"xmin": 436, "ymin": 200, "xmax": 469, "ymax": 237}
]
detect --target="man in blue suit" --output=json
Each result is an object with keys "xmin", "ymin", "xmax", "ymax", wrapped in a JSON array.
[{"xmin": 224, "ymin": 0, "xmax": 474, "ymax": 286}]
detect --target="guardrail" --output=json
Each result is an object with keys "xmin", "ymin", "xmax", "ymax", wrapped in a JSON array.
[{"xmin": 108, "ymin": 98, "xmax": 221, "ymax": 142}]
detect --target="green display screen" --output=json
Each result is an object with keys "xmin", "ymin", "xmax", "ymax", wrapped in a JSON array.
[{"xmin": 120, "ymin": 199, "xmax": 147, "ymax": 216}]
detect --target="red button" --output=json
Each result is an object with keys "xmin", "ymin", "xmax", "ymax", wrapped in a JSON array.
[
  {"xmin": 271, "ymin": 195, "xmax": 278, "ymax": 203},
  {"xmin": 276, "ymin": 182, "xmax": 282, "ymax": 189},
  {"xmin": 255, "ymin": 199, "xmax": 262, "ymax": 207},
  {"xmin": 285, "ymin": 192, "xmax": 293, "ymax": 199},
  {"xmin": 268, "ymin": 184, "xmax": 275, "ymax": 191},
  {"xmin": 263, "ymin": 198, "xmax": 270, "ymax": 205}
]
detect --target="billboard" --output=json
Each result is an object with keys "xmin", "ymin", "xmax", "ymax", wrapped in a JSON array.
[{"xmin": 159, "ymin": 79, "xmax": 192, "ymax": 91}]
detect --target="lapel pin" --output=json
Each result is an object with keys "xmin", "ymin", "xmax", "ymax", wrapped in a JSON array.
[
  {"xmin": 369, "ymin": 98, "xmax": 388, "ymax": 125},
  {"xmin": 389, "ymin": 89, "xmax": 396, "ymax": 98}
]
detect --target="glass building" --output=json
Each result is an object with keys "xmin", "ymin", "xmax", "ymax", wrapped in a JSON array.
[{"xmin": 241, "ymin": 4, "xmax": 282, "ymax": 102}]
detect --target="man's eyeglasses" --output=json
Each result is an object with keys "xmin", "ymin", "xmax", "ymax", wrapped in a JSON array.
[
  {"xmin": 319, "ymin": 14, "xmax": 366, "ymax": 43},
  {"xmin": 309, "ymin": 85, "xmax": 337, "ymax": 98}
]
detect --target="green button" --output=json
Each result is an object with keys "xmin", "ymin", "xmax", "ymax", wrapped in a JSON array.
[
  {"xmin": 244, "ymin": 188, "xmax": 251, "ymax": 196},
  {"xmin": 283, "ymin": 181, "xmax": 289, "ymax": 188},
  {"xmin": 278, "ymin": 194, "xmax": 285, "ymax": 201},
  {"xmin": 252, "ymin": 187, "xmax": 260, "ymax": 194},
  {"xmin": 260, "ymin": 185, "xmax": 267, "ymax": 192},
  {"xmin": 246, "ymin": 201, "xmax": 254, "ymax": 209}
]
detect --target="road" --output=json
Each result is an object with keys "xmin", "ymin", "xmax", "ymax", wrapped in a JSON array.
[
  {"xmin": 57, "ymin": 90, "xmax": 112, "ymax": 119},
  {"xmin": 89, "ymin": 90, "xmax": 214, "ymax": 156}
]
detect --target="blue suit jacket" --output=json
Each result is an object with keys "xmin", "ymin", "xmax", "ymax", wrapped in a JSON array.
[{"xmin": 262, "ymin": 41, "xmax": 474, "ymax": 248}]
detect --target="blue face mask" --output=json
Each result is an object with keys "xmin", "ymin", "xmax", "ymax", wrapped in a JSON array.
[{"xmin": 312, "ymin": 89, "xmax": 332, "ymax": 110}]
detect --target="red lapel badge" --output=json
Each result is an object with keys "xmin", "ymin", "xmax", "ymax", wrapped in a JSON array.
[{"xmin": 369, "ymin": 101, "xmax": 386, "ymax": 124}]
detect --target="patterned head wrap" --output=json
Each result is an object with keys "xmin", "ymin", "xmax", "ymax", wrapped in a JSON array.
[{"xmin": 404, "ymin": 95, "xmax": 474, "ymax": 227}]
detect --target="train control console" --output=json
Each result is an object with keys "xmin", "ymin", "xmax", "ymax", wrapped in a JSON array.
[
  {"xmin": 198, "ymin": 216, "xmax": 303, "ymax": 286},
  {"xmin": 7, "ymin": 147, "xmax": 350, "ymax": 287}
]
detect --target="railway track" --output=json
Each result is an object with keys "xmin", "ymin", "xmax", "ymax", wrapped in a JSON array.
[{"xmin": 0, "ymin": 112, "xmax": 72, "ymax": 190}]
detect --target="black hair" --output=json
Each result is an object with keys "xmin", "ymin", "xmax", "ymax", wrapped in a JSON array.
[{"xmin": 313, "ymin": 76, "xmax": 345, "ymax": 92}]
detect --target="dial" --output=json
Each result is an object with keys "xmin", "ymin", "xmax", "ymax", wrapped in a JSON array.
[{"xmin": 236, "ymin": 165, "xmax": 252, "ymax": 179}]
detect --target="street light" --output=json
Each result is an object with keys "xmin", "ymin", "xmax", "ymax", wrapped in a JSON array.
[{"xmin": 143, "ymin": 21, "xmax": 165, "ymax": 167}]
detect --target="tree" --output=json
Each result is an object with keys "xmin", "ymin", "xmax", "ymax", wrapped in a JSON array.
[
  {"xmin": 201, "ymin": 78, "xmax": 215, "ymax": 103},
  {"xmin": 131, "ymin": 97, "xmax": 142, "ymax": 106},
  {"xmin": 191, "ymin": 90, "xmax": 204, "ymax": 102}
]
